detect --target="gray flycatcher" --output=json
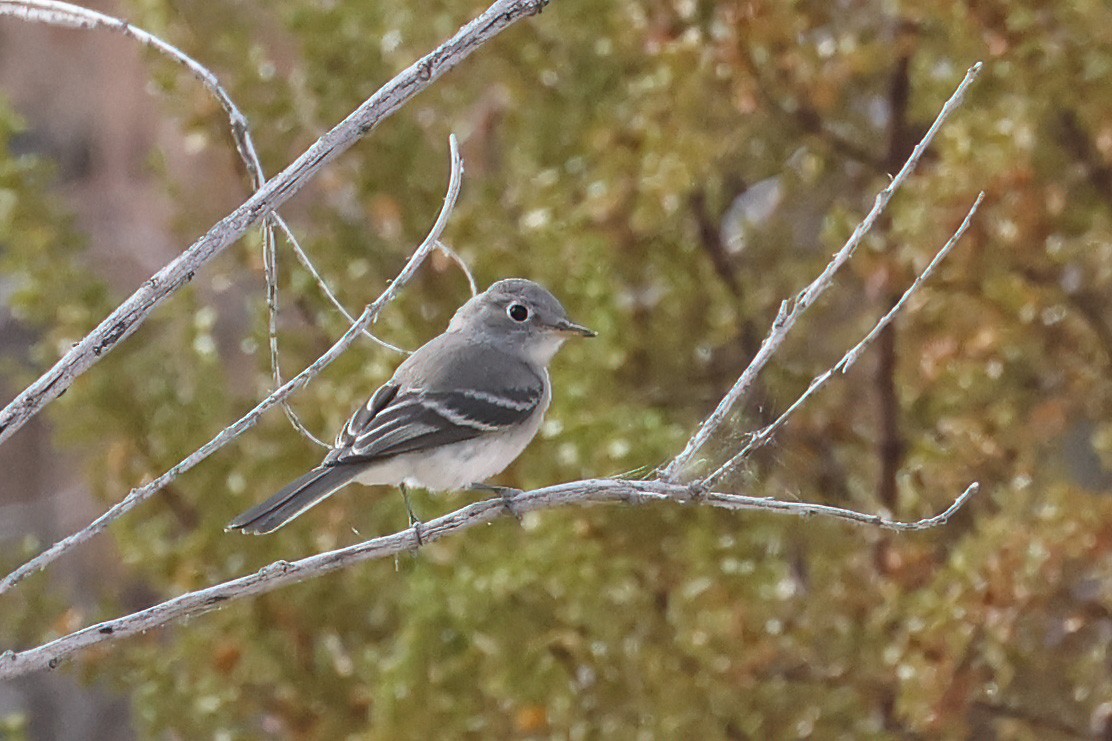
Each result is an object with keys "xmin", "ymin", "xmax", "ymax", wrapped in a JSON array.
[{"xmin": 227, "ymin": 278, "xmax": 595, "ymax": 534}]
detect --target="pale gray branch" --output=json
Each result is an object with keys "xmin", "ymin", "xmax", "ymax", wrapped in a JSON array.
[
  {"xmin": 0, "ymin": 136, "xmax": 465, "ymax": 596},
  {"xmin": 704, "ymin": 191, "xmax": 985, "ymax": 487},
  {"xmin": 663, "ymin": 61, "xmax": 984, "ymax": 482},
  {"xmin": 0, "ymin": 479, "xmax": 979, "ymax": 680},
  {"xmin": 0, "ymin": 0, "xmax": 550, "ymax": 447}
]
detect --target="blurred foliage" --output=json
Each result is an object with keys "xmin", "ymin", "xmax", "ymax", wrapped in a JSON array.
[
  {"xmin": 0, "ymin": 111, "xmax": 107, "ymax": 738},
  {"xmin": 4, "ymin": 0, "xmax": 1112, "ymax": 737}
]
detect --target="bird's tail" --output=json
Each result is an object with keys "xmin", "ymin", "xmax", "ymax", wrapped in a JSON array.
[{"xmin": 227, "ymin": 465, "xmax": 361, "ymax": 534}]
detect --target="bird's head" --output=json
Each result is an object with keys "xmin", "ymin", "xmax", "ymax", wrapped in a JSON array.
[{"xmin": 449, "ymin": 278, "xmax": 596, "ymax": 365}]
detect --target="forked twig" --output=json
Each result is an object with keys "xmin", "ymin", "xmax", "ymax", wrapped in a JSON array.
[
  {"xmin": 704, "ymin": 191, "xmax": 985, "ymax": 487},
  {"xmin": 663, "ymin": 61, "xmax": 983, "ymax": 482},
  {"xmin": 0, "ymin": 41, "xmax": 988, "ymax": 681}
]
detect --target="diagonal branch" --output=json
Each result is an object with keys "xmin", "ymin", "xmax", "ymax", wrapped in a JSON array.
[
  {"xmin": 0, "ymin": 478, "xmax": 979, "ymax": 680},
  {"xmin": 0, "ymin": 135, "xmax": 465, "ymax": 596},
  {"xmin": 0, "ymin": 0, "xmax": 552, "ymax": 448},
  {"xmin": 703, "ymin": 191, "xmax": 985, "ymax": 488},
  {"xmin": 662, "ymin": 61, "xmax": 983, "ymax": 482}
]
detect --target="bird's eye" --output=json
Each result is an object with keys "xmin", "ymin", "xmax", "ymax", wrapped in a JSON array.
[{"xmin": 508, "ymin": 303, "xmax": 529, "ymax": 322}]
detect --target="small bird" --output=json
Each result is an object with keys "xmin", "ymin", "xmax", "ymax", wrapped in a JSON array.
[{"xmin": 228, "ymin": 278, "xmax": 595, "ymax": 534}]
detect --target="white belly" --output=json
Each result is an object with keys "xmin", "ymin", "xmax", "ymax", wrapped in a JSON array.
[{"xmin": 353, "ymin": 383, "xmax": 550, "ymax": 492}]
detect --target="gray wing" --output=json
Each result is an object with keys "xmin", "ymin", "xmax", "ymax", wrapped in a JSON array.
[{"xmin": 324, "ymin": 340, "xmax": 545, "ymax": 467}]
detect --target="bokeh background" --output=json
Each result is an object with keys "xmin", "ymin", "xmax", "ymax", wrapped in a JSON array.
[{"xmin": 3, "ymin": 0, "xmax": 1112, "ymax": 738}]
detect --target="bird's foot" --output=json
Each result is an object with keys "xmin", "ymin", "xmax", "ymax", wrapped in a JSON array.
[
  {"xmin": 470, "ymin": 483, "xmax": 524, "ymax": 524},
  {"xmin": 399, "ymin": 485, "xmax": 424, "ymax": 547}
]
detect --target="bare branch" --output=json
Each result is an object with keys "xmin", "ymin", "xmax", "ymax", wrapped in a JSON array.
[
  {"xmin": 663, "ymin": 61, "xmax": 983, "ymax": 482},
  {"xmin": 0, "ymin": 479, "xmax": 979, "ymax": 680},
  {"xmin": 704, "ymin": 192, "xmax": 985, "ymax": 488},
  {"xmin": 0, "ymin": 136, "xmax": 465, "ymax": 596},
  {"xmin": 436, "ymin": 241, "xmax": 479, "ymax": 297},
  {"xmin": 0, "ymin": 0, "xmax": 551, "ymax": 447}
]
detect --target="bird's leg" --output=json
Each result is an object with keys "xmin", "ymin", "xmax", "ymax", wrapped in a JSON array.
[
  {"xmin": 470, "ymin": 482, "xmax": 524, "ymax": 524},
  {"xmin": 399, "ymin": 484, "xmax": 424, "ymax": 546}
]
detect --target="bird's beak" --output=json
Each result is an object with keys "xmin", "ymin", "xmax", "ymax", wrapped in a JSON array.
[{"xmin": 552, "ymin": 319, "xmax": 597, "ymax": 337}]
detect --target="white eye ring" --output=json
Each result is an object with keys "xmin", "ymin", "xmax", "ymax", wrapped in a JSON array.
[{"xmin": 507, "ymin": 303, "xmax": 529, "ymax": 322}]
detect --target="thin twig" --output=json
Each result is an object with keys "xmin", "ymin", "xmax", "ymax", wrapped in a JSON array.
[
  {"xmin": 0, "ymin": 136, "xmax": 465, "ymax": 596},
  {"xmin": 261, "ymin": 220, "xmax": 329, "ymax": 446},
  {"xmin": 276, "ymin": 213, "xmax": 411, "ymax": 355},
  {"xmin": 0, "ymin": 0, "xmax": 551, "ymax": 448},
  {"xmin": 0, "ymin": 478, "xmax": 979, "ymax": 679},
  {"xmin": 436, "ymin": 241, "xmax": 479, "ymax": 297},
  {"xmin": 0, "ymin": 8, "xmax": 986, "ymax": 681},
  {"xmin": 662, "ymin": 61, "xmax": 983, "ymax": 482},
  {"xmin": 703, "ymin": 192, "xmax": 985, "ymax": 487}
]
